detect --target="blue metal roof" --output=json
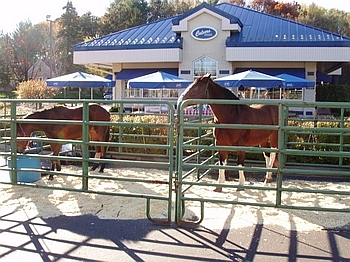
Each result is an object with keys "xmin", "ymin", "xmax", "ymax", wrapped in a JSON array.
[
  {"xmin": 216, "ymin": 3, "xmax": 350, "ymax": 47},
  {"xmin": 73, "ymin": 17, "xmax": 182, "ymax": 51},
  {"xmin": 172, "ymin": 2, "xmax": 243, "ymax": 27},
  {"xmin": 73, "ymin": 2, "xmax": 350, "ymax": 52}
]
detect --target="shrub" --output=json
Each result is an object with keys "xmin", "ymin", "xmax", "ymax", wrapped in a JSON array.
[
  {"xmin": 108, "ymin": 115, "xmax": 349, "ymax": 165},
  {"xmin": 16, "ymin": 80, "xmax": 58, "ymax": 99}
]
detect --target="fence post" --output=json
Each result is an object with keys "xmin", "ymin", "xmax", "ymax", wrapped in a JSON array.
[
  {"xmin": 10, "ymin": 102, "xmax": 18, "ymax": 184},
  {"xmin": 82, "ymin": 102, "xmax": 89, "ymax": 191}
]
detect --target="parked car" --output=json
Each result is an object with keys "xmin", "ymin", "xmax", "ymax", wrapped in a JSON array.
[{"xmin": 103, "ymin": 90, "xmax": 112, "ymax": 100}]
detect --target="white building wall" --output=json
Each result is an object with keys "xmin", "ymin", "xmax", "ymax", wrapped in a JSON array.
[
  {"xmin": 226, "ymin": 47, "xmax": 350, "ymax": 62},
  {"xmin": 74, "ymin": 49, "xmax": 182, "ymax": 64},
  {"xmin": 178, "ymin": 12, "xmax": 232, "ymax": 79}
]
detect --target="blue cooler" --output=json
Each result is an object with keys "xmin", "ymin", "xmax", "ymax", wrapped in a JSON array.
[{"xmin": 8, "ymin": 156, "xmax": 41, "ymax": 183}]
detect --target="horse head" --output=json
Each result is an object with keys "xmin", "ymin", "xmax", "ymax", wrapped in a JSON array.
[{"xmin": 177, "ymin": 73, "xmax": 212, "ymax": 106}]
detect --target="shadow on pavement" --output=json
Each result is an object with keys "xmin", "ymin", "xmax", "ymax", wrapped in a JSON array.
[{"xmin": 1, "ymin": 211, "xmax": 349, "ymax": 261}]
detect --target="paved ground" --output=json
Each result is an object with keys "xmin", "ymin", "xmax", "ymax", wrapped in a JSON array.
[{"xmin": 0, "ymin": 208, "xmax": 349, "ymax": 262}]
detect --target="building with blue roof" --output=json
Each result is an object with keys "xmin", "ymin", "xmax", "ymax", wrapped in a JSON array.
[{"xmin": 73, "ymin": 2, "xmax": 350, "ymax": 116}]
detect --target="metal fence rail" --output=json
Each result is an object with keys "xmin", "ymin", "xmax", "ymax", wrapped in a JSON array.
[
  {"xmin": 176, "ymin": 99, "xmax": 350, "ymax": 224},
  {"xmin": 0, "ymin": 99, "xmax": 175, "ymax": 225},
  {"xmin": 1, "ymin": 99, "xmax": 350, "ymax": 225}
]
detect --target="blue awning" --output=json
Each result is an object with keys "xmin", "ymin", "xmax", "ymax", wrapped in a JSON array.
[
  {"xmin": 215, "ymin": 70, "xmax": 285, "ymax": 88},
  {"xmin": 275, "ymin": 74, "xmax": 315, "ymax": 88},
  {"xmin": 317, "ymin": 71, "xmax": 332, "ymax": 83},
  {"xmin": 235, "ymin": 68, "xmax": 306, "ymax": 78},
  {"xmin": 116, "ymin": 68, "xmax": 178, "ymax": 80},
  {"xmin": 235, "ymin": 68, "xmax": 332, "ymax": 83},
  {"xmin": 46, "ymin": 72, "xmax": 115, "ymax": 88}
]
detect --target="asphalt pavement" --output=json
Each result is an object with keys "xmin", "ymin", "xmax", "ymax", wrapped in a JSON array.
[{"xmin": 0, "ymin": 209, "xmax": 349, "ymax": 262}]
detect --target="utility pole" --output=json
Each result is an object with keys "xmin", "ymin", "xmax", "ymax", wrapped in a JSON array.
[{"xmin": 46, "ymin": 15, "xmax": 53, "ymax": 78}]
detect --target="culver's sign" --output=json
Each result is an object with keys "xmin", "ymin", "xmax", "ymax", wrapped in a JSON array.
[{"xmin": 191, "ymin": 26, "xmax": 217, "ymax": 41}]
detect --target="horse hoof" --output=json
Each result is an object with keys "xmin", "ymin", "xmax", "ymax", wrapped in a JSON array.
[
  {"xmin": 48, "ymin": 174, "xmax": 54, "ymax": 181},
  {"xmin": 236, "ymin": 188, "xmax": 245, "ymax": 192},
  {"xmin": 213, "ymin": 187, "xmax": 222, "ymax": 192},
  {"xmin": 91, "ymin": 163, "xmax": 99, "ymax": 171}
]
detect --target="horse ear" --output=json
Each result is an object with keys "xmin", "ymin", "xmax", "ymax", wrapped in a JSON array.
[{"xmin": 203, "ymin": 73, "xmax": 211, "ymax": 78}]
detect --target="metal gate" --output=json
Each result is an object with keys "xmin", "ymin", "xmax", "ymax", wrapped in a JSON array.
[{"xmin": 175, "ymin": 99, "xmax": 350, "ymax": 224}]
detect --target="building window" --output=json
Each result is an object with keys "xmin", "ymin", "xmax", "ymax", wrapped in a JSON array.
[
  {"xmin": 193, "ymin": 56, "xmax": 217, "ymax": 78},
  {"xmin": 124, "ymin": 80, "xmax": 179, "ymax": 99}
]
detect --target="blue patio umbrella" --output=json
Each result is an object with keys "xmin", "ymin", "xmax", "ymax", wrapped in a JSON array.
[
  {"xmin": 46, "ymin": 72, "xmax": 115, "ymax": 88},
  {"xmin": 275, "ymin": 73, "xmax": 315, "ymax": 88},
  {"xmin": 215, "ymin": 70, "xmax": 285, "ymax": 88},
  {"xmin": 127, "ymin": 71, "xmax": 192, "ymax": 89},
  {"xmin": 46, "ymin": 72, "xmax": 115, "ymax": 99}
]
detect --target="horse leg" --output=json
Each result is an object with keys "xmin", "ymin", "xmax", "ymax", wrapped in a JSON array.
[
  {"xmin": 98, "ymin": 145, "xmax": 107, "ymax": 173},
  {"xmin": 90, "ymin": 150, "xmax": 101, "ymax": 171},
  {"xmin": 214, "ymin": 150, "xmax": 228, "ymax": 192},
  {"xmin": 263, "ymin": 148, "xmax": 277, "ymax": 184},
  {"xmin": 236, "ymin": 151, "xmax": 246, "ymax": 191},
  {"xmin": 49, "ymin": 143, "xmax": 61, "ymax": 180},
  {"xmin": 91, "ymin": 144, "xmax": 106, "ymax": 173},
  {"xmin": 91, "ymin": 128, "xmax": 109, "ymax": 173}
]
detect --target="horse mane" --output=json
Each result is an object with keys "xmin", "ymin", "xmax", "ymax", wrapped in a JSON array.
[{"xmin": 210, "ymin": 78, "xmax": 240, "ymax": 100}]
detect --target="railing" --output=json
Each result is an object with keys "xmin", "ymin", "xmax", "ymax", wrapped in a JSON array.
[
  {"xmin": 176, "ymin": 99, "xmax": 350, "ymax": 224},
  {"xmin": 1, "ymin": 99, "xmax": 350, "ymax": 225},
  {"xmin": 0, "ymin": 99, "xmax": 176, "ymax": 225}
]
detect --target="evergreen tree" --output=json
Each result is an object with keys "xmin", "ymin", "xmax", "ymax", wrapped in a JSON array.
[
  {"xmin": 56, "ymin": 1, "xmax": 82, "ymax": 74},
  {"xmin": 99, "ymin": 0, "xmax": 149, "ymax": 35}
]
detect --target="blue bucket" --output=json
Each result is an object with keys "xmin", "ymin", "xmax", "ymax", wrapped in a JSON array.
[{"xmin": 8, "ymin": 156, "xmax": 41, "ymax": 183}]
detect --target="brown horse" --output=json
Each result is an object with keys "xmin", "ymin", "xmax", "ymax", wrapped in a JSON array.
[
  {"xmin": 178, "ymin": 74, "xmax": 278, "ymax": 192},
  {"xmin": 17, "ymin": 104, "xmax": 110, "ymax": 175}
]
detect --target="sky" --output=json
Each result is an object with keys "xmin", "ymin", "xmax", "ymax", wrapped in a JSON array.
[
  {"xmin": 0, "ymin": 0, "xmax": 113, "ymax": 34},
  {"xmin": 1, "ymin": 0, "xmax": 350, "ymax": 34}
]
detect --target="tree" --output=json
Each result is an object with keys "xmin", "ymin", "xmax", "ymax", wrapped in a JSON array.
[
  {"xmin": 251, "ymin": 0, "xmax": 300, "ymax": 20},
  {"xmin": 78, "ymin": 12, "xmax": 100, "ymax": 39},
  {"xmin": 316, "ymin": 83, "xmax": 350, "ymax": 115},
  {"xmin": 148, "ymin": 0, "xmax": 173, "ymax": 22},
  {"xmin": 99, "ymin": 0, "xmax": 149, "ymax": 35},
  {"xmin": 206, "ymin": 0, "xmax": 220, "ymax": 5},
  {"xmin": 147, "ymin": 0, "xmax": 200, "ymax": 23},
  {"xmin": 226, "ymin": 0, "xmax": 246, "ymax": 7},
  {"xmin": 11, "ymin": 21, "xmax": 48, "ymax": 82},
  {"xmin": 0, "ymin": 33, "xmax": 15, "ymax": 92},
  {"xmin": 299, "ymin": 4, "xmax": 350, "ymax": 37},
  {"xmin": 171, "ymin": 0, "xmax": 200, "ymax": 15},
  {"xmin": 297, "ymin": 4, "xmax": 350, "ymax": 86},
  {"xmin": 56, "ymin": 1, "xmax": 82, "ymax": 74}
]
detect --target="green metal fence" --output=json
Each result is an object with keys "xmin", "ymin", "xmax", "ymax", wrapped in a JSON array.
[
  {"xmin": 1, "ymin": 99, "xmax": 350, "ymax": 225},
  {"xmin": 176, "ymin": 99, "xmax": 350, "ymax": 224},
  {"xmin": 0, "ymin": 99, "xmax": 176, "ymax": 225}
]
